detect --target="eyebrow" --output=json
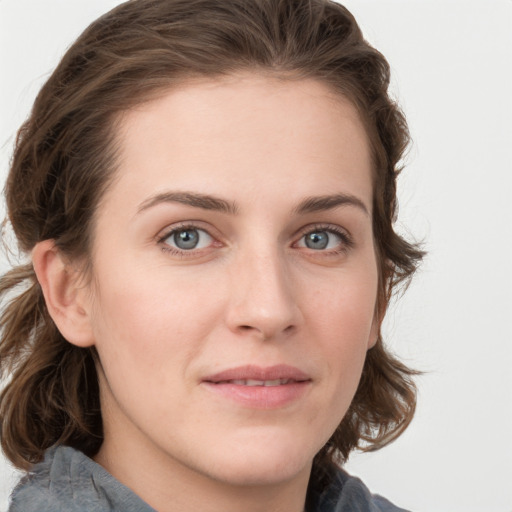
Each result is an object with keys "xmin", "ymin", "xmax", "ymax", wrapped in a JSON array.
[
  {"xmin": 294, "ymin": 193, "xmax": 369, "ymax": 216},
  {"xmin": 137, "ymin": 191, "xmax": 239, "ymax": 215},
  {"xmin": 137, "ymin": 190, "xmax": 368, "ymax": 217}
]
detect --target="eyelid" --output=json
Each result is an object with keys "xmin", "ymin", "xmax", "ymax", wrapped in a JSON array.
[
  {"xmin": 293, "ymin": 223, "xmax": 354, "ymax": 251},
  {"xmin": 155, "ymin": 221, "xmax": 353, "ymax": 256},
  {"xmin": 156, "ymin": 221, "xmax": 222, "ymax": 254}
]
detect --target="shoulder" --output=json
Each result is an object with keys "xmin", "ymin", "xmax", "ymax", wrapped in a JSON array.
[
  {"xmin": 308, "ymin": 465, "xmax": 411, "ymax": 512},
  {"xmin": 9, "ymin": 446, "xmax": 71, "ymax": 512},
  {"xmin": 8, "ymin": 445, "xmax": 155, "ymax": 512}
]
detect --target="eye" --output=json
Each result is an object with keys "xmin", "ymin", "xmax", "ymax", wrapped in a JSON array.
[
  {"xmin": 296, "ymin": 227, "xmax": 351, "ymax": 252},
  {"xmin": 161, "ymin": 227, "xmax": 213, "ymax": 251},
  {"xmin": 303, "ymin": 231, "xmax": 331, "ymax": 250}
]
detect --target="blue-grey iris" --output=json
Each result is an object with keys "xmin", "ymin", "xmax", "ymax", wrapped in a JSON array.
[
  {"xmin": 174, "ymin": 229, "xmax": 199, "ymax": 250},
  {"xmin": 305, "ymin": 231, "xmax": 329, "ymax": 250}
]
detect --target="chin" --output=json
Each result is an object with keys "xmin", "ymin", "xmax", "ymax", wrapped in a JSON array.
[
  {"xmin": 197, "ymin": 433, "xmax": 318, "ymax": 487},
  {"xmin": 211, "ymin": 458, "xmax": 311, "ymax": 487}
]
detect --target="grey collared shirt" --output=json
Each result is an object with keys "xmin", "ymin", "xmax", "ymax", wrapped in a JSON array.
[{"xmin": 8, "ymin": 446, "xmax": 410, "ymax": 512}]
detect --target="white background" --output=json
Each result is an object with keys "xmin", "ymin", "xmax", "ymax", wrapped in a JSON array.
[{"xmin": 1, "ymin": 1, "xmax": 511, "ymax": 511}]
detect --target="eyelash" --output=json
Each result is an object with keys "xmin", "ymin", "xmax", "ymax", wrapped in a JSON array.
[
  {"xmin": 294, "ymin": 224, "xmax": 354, "ymax": 255},
  {"xmin": 157, "ymin": 223, "xmax": 354, "ymax": 256},
  {"xmin": 157, "ymin": 223, "xmax": 215, "ymax": 257}
]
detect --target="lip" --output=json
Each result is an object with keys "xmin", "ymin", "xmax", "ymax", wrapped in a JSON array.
[{"xmin": 201, "ymin": 365, "xmax": 312, "ymax": 409}]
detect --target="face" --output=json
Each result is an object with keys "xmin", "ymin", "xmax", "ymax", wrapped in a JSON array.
[{"xmin": 83, "ymin": 74, "xmax": 378, "ymax": 491}]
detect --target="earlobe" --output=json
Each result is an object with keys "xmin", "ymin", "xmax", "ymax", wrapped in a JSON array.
[
  {"xmin": 32, "ymin": 240, "xmax": 95, "ymax": 348},
  {"xmin": 367, "ymin": 299, "xmax": 385, "ymax": 350},
  {"xmin": 367, "ymin": 320, "xmax": 380, "ymax": 349}
]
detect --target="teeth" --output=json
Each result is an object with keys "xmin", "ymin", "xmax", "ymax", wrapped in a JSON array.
[
  {"xmin": 231, "ymin": 379, "xmax": 248, "ymax": 385},
  {"xmin": 245, "ymin": 379, "xmax": 265, "ymax": 386},
  {"xmin": 229, "ymin": 379, "xmax": 289, "ymax": 386}
]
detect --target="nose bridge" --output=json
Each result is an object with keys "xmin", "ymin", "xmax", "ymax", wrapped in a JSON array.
[{"xmin": 226, "ymin": 240, "xmax": 301, "ymax": 339}]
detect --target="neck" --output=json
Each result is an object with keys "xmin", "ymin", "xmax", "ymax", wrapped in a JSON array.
[{"xmin": 95, "ymin": 438, "xmax": 310, "ymax": 512}]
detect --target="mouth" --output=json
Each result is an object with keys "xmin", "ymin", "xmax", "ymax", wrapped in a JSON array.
[
  {"xmin": 217, "ymin": 378, "xmax": 298, "ymax": 386},
  {"xmin": 203, "ymin": 364, "xmax": 310, "ymax": 384},
  {"xmin": 201, "ymin": 365, "xmax": 311, "ymax": 409}
]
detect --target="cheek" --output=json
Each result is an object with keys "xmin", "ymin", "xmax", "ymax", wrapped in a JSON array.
[
  {"xmin": 88, "ymin": 264, "xmax": 221, "ymax": 383},
  {"xmin": 88, "ymin": 274, "xmax": 217, "ymax": 430},
  {"xmin": 308, "ymin": 267, "xmax": 378, "ymax": 338},
  {"xmin": 307, "ymin": 269, "xmax": 378, "ymax": 381}
]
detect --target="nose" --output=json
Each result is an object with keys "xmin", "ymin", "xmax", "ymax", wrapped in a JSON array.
[{"xmin": 225, "ymin": 249, "xmax": 303, "ymax": 341}]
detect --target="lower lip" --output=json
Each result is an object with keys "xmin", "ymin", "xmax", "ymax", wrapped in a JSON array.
[{"xmin": 202, "ymin": 381, "xmax": 311, "ymax": 409}]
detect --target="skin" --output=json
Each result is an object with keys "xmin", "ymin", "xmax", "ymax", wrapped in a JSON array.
[{"xmin": 35, "ymin": 74, "xmax": 379, "ymax": 512}]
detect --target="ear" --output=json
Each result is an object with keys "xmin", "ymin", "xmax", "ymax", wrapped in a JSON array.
[
  {"xmin": 32, "ymin": 240, "xmax": 95, "ymax": 348},
  {"xmin": 367, "ymin": 296, "xmax": 385, "ymax": 350},
  {"xmin": 367, "ymin": 316, "xmax": 380, "ymax": 349}
]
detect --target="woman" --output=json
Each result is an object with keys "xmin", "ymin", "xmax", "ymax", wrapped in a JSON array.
[{"xmin": 0, "ymin": 0, "xmax": 423, "ymax": 510}]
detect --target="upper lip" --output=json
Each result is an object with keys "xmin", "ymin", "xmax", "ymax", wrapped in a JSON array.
[{"xmin": 203, "ymin": 364, "xmax": 311, "ymax": 383}]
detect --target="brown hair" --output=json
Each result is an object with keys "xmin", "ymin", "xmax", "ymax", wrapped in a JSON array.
[{"xmin": 0, "ymin": 0, "xmax": 423, "ymax": 472}]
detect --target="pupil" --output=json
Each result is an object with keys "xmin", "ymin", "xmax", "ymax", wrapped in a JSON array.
[
  {"xmin": 306, "ymin": 231, "xmax": 328, "ymax": 250},
  {"xmin": 174, "ymin": 229, "xmax": 199, "ymax": 250}
]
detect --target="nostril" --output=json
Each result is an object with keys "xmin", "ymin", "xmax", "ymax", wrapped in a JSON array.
[{"xmin": 236, "ymin": 323, "xmax": 296, "ymax": 337}]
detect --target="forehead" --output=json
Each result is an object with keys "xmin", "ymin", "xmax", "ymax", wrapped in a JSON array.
[{"xmin": 104, "ymin": 74, "xmax": 373, "ymax": 214}]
